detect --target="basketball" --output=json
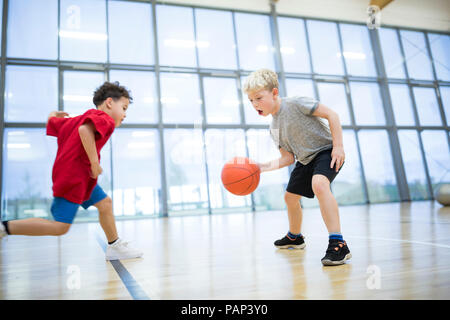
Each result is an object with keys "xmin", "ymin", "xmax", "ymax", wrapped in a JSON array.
[{"xmin": 221, "ymin": 157, "xmax": 261, "ymax": 196}]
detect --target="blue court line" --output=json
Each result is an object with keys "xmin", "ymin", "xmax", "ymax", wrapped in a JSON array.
[{"xmin": 95, "ymin": 234, "xmax": 150, "ymax": 300}]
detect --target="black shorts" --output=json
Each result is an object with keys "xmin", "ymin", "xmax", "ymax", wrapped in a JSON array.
[{"xmin": 286, "ymin": 149, "xmax": 343, "ymax": 198}]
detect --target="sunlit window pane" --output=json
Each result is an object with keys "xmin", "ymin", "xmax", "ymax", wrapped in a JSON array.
[
  {"xmin": 358, "ymin": 130, "xmax": 400, "ymax": 202},
  {"xmin": 195, "ymin": 9, "xmax": 237, "ymax": 70},
  {"xmin": 108, "ymin": 0, "xmax": 154, "ymax": 65},
  {"xmin": 63, "ymin": 71, "xmax": 104, "ymax": 116},
  {"xmin": 60, "ymin": 0, "xmax": 107, "ymax": 62},
  {"xmin": 421, "ymin": 130, "xmax": 450, "ymax": 193},
  {"xmin": 389, "ymin": 84, "xmax": 416, "ymax": 126},
  {"xmin": 7, "ymin": 0, "xmax": 58, "ymax": 59},
  {"xmin": 307, "ymin": 20, "xmax": 344, "ymax": 75},
  {"xmin": 398, "ymin": 130, "xmax": 430, "ymax": 200},
  {"xmin": 164, "ymin": 129, "xmax": 208, "ymax": 216},
  {"xmin": 379, "ymin": 28, "xmax": 406, "ymax": 79},
  {"xmin": 317, "ymin": 82, "xmax": 351, "ymax": 126},
  {"xmin": 2, "ymin": 129, "xmax": 56, "ymax": 220},
  {"xmin": 5, "ymin": 66, "xmax": 58, "ymax": 123},
  {"xmin": 400, "ymin": 30, "xmax": 434, "ymax": 80},
  {"xmin": 235, "ymin": 13, "xmax": 275, "ymax": 71},
  {"xmin": 112, "ymin": 129, "xmax": 161, "ymax": 217},
  {"xmin": 412, "ymin": 87, "xmax": 442, "ymax": 126},
  {"xmin": 339, "ymin": 23, "xmax": 376, "ymax": 77},
  {"xmin": 160, "ymin": 73, "xmax": 202, "ymax": 124},
  {"xmin": 428, "ymin": 33, "xmax": 450, "ymax": 81},
  {"xmin": 350, "ymin": 82, "xmax": 385, "ymax": 125},
  {"xmin": 278, "ymin": 17, "xmax": 310, "ymax": 73},
  {"xmin": 157, "ymin": 5, "xmax": 196, "ymax": 67},
  {"xmin": 333, "ymin": 130, "xmax": 366, "ymax": 205},
  {"xmin": 285, "ymin": 78, "xmax": 315, "ymax": 98},
  {"xmin": 109, "ymin": 70, "xmax": 158, "ymax": 124},
  {"xmin": 203, "ymin": 77, "xmax": 240, "ymax": 124}
]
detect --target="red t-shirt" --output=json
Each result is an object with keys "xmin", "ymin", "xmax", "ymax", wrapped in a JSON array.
[{"xmin": 46, "ymin": 109, "xmax": 116, "ymax": 204}]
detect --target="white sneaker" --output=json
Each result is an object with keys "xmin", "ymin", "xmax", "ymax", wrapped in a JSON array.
[
  {"xmin": 105, "ymin": 238, "xmax": 143, "ymax": 261},
  {"xmin": 0, "ymin": 222, "xmax": 7, "ymax": 239}
]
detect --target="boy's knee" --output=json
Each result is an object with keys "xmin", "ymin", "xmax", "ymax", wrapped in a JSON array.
[
  {"xmin": 312, "ymin": 175, "xmax": 330, "ymax": 196},
  {"xmin": 95, "ymin": 196, "xmax": 113, "ymax": 212},
  {"xmin": 284, "ymin": 192, "xmax": 301, "ymax": 206},
  {"xmin": 54, "ymin": 222, "xmax": 71, "ymax": 236}
]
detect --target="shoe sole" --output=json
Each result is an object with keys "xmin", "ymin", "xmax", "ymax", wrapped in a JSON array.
[
  {"xmin": 106, "ymin": 254, "xmax": 143, "ymax": 261},
  {"xmin": 321, "ymin": 253, "xmax": 352, "ymax": 266},
  {"xmin": 275, "ymin": 243, "xmax": 306, "ymax": 250}
]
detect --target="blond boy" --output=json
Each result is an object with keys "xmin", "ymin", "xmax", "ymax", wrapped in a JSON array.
[{"xmin": 244, "ymin": 69, "xmax": 351, "ymax": 266}]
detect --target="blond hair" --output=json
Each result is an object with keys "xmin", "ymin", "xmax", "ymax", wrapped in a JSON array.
[{"xmin": 243, "ymin": 69, "xmax": 279, "ymax": 94}]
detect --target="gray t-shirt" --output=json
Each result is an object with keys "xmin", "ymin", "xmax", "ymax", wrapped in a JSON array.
[{"xmin": 270, "ymin": 96, "xmax": 333, "ymax": 165}]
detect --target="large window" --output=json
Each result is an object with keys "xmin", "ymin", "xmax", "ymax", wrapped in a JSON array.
[
  {"xmin": 2, "ymin": 129, "xmax": 56, "ymax": 221},
  {"xmin": 278, "ymin": 17, "xmax": 310, "ymax": 73},
  {"xmin": 157, "ymin": 5, "xmax": 196, "ymax": 68},
  {"xmin": 1, "ymin": 2, "xmax": 449, "ymax": 222},
  {"xmin": 358, "ymin": 130, "xmax": 400, "ymax": 202},
  {"xmin": 235, "ymin": 13, "xmax": 275, "ymax": 71},
  {"xmin": 63, "ymin": 71, "xmax": 104, "ymax": 116},
  {"xmin": 108, "ymin": 0, "xmax": 154, "ymax": 65},
  {"xmin": 5, "ymin": 66, "xmax": 58, "ymax": 123},
  {"xmin": 164, "ymin": 129, "xmax": 208, "ymax": 216},
  {"xmin": 400, "ymin": 30, "xmax": 434, "ymax": 80},
  {"xmin": 59, "ymin": 0, "xmax": 107, "ymax": 62},
  {"xmin": 195, "ymin": 9, "xmax": 237, "ymax": 70},
  {"xmin": 109, "ymin": 70, "xmax": 158, "ymax": 124},
  {"xmin": 307, "ymin": 20, "xmax": 344, "ymax": 75},
  {"xmin": 339, "ymin": 24, "xmax": 376, "ymax": 77},
  {"xmin": 7, "ymin": 0, "xmax": 58, "ymax": 60}
]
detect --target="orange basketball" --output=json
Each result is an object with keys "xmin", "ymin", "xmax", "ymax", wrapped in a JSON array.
[{"xmin": 221, "ymin": 157, "xmax": 261, "ymax": 196}]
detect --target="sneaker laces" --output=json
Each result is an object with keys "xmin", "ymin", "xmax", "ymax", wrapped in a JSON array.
[{"xmin": 326, "ymin": 241, "xmax": 345, "ymax": 254}]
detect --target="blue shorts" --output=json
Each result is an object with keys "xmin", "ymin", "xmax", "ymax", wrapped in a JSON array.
[{"xmin": 51, "ymin": 185, "xmax": 108, "ymax": 224}]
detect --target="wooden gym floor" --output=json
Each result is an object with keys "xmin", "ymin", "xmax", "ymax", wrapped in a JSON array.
[{"xmin": 0, "ymin": 200, "xmax": 449, "ymax": 300}]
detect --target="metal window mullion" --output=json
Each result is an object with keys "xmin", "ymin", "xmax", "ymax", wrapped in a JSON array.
[
  {"xmin": 193, "ymin": 8, "xmax": 212, "ymax": 215},
  {"xmin": 231, "ymin": 10, "xmax": 258, "ymax": 212},
  {"xmin": 424, "ymin": 32, "xmax": 450, "ymax": 152},
  {"xmin": 370, "ymin": 28, "xmax": 410, "ymax": 201},
  {"xmin": 336, "ymin": 21, "xmax": 370, "ymax": 203},
  {"xmin": 0, "ymin": 0, "xmax": 9, "ymax": 218},
  {"xmin": 151, "ymin": 0, "xmax": 169, "ymax": 217},
  {"xmin": 397, "ymin": 28, "xmax": 435, "ymax": 198}
]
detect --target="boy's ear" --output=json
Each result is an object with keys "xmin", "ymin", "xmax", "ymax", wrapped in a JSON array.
[
  {"xmin": 105, "ymin": 97, "xmax": 113, "ymax": 109},
  {"xmin": 272, "ymin": 87, "xmax": 279, "ymax": 97}
]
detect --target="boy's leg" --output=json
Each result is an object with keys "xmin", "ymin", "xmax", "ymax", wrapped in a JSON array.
[
  {"xmin": 284, "ymin": 191, "xmax": 303, "ymax": 234},
  {"xmin": 82, "ymin": 185, "xmax": 143, "ymax": 260},
  {"xmin": 94, "ymin": 197, "xmax": 118, "ymax": 243},
  {"xmin": 312, "ymin": 174, "xmax": 351, "ymax": 265},
  {"xmin": 81, "ymin": 186, "xmax": 117, "ymax": 243},
  {"xmin": 311, "ymin": 174, "xmax": 341, "ymax": 233},
  {"xmin": 6, "ymin": 219, "xmax": 71, "ymax": 236},
  {"xmin": 2, "ymin": 196, "xmax": 78, "ymax": 237}
]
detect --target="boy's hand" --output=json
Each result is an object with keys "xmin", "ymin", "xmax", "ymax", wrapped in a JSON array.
[
  {"xmin": 49, "ymin": 111, "xmax": 69, "ymax": 118},
  {"xmin": 331, "ymin": 146, "xmax": 345, "ymax": 172},
  {"xmin": 90, "ymin": 162, "xmax": 103, "ymax": 179}
]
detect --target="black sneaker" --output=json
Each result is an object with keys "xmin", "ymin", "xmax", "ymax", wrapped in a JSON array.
[
  {"xmin": 274, "ymin": 234, "xmax": 306, "ymax": 249},
  {"xmin": 321, "ymin": 239, "xmax": 352, "ymax": 266}
]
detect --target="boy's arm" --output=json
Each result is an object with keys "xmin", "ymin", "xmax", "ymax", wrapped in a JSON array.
[
  {"xmin": 311, "ymin": 103, "xmax": 345, "ymax": 172},
  {"xmin": 78, "ymin": 122, "xmax": 103, "ymax": 179},
  {"xmin": 47, "ymin": 111, "xmax": 69, "ymax": 123},
  {"xmin": 258, "ymin": 147, "xmax": 295, "ymax": 173}
]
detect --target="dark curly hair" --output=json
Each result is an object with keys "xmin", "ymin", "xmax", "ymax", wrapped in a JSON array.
[{"xmin": 93, "ymin": 81, "xmax": 133, "ymax": 107}]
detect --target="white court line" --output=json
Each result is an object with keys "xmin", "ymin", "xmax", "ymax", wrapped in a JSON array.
[
  {"xmin": 304, "ymin": 233, "xmax": 450, "ymax": 249},
  {"xmin": 344, "ymin": 235, "xmax": 450, "ymax": 249}
]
